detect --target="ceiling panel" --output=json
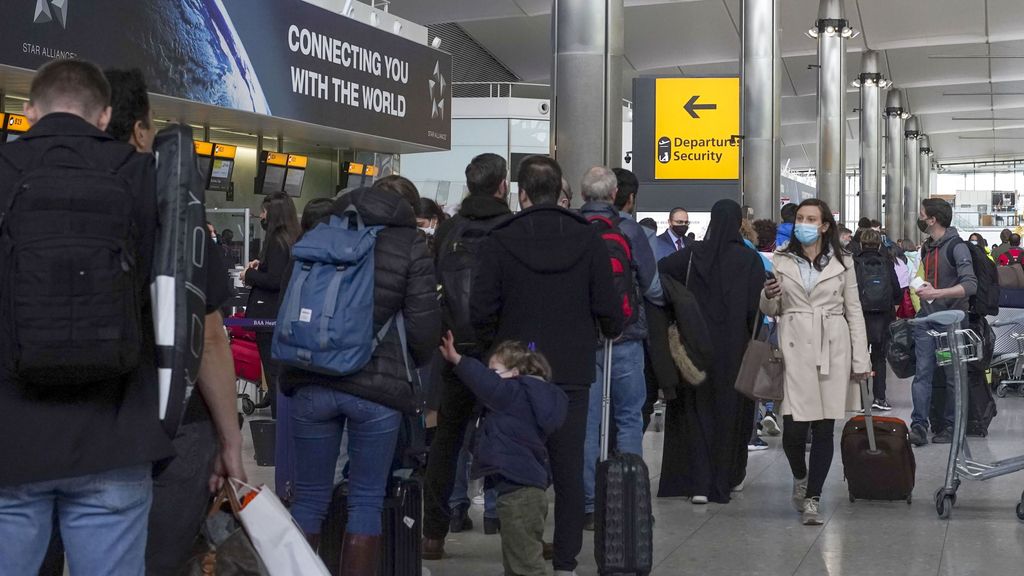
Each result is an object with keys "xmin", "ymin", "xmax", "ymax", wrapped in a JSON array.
[
  {"xmin": 886, "ymin": 44, "xmax": 990, "ymax": 88},
  {"xmin": 988, "ymin": 0, "xmax": 1024, "ymax": 43},
  {"xmin": 784, "ymin": 52, "xmax": 864, "ymax": 97},
  {"xmin": 989, "ymin": 40, "xmax": 1024, "ymax": 83},
  {"xmin": 386, "ymin": 0, "xmax": 524, "ymax": 25},
  {"xmin": 857, "ymin": 0, "xmax": 986, "ymax": 49},
  {"xmin": 460, "ymin": 14, "xmax": 552, "ymax": 82},
  {"xmin": 624, "ymin": 2, "xmax": 740, "ymax": 70}
]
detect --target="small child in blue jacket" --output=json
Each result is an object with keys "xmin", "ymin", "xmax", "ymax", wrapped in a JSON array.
[{"xmin": 439, "ymin": 332, "xmax": 568, "ymax": 576}]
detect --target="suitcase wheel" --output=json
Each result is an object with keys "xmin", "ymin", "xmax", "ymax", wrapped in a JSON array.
[
  {"xmin": 997, "ymin": 384, "xmax": 1009, "ymax": 398},
  {"xmin": 848, "ymin": 492, "xmax": 856, "ymax": 503},
  {"xmin": 241, "ymin": 396, "xmax": 256, "ymax": 415},
  {"xmin": 1016, "ymin": 501, "xmax": 1024, "ymax": 522}
]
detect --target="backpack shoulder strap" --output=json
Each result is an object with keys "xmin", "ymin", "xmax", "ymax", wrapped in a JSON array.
[{"xmin": 945, "ymin": 236, "xmax": 965, "ymax": 269}]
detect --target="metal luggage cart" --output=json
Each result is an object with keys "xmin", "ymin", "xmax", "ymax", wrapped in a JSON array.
[
  {"xmin": 988, "ymin": 314, "xmax": 1024, "ymax": 398},
  {"xmin": 921, "ymin": 310, "xmax": 1024, "ymax": 520}
]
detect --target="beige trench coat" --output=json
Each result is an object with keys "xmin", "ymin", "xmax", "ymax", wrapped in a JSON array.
[{"xmin": 760, "ymin": 252, "xmax": 871, "ymax": 421}]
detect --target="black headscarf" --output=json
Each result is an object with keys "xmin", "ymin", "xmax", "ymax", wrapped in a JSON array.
[{"xmin": 691, "ymin": 199, "xmax": 744, "ymax": 282}]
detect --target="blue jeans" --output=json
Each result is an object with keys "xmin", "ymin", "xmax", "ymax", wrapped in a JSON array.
[
  {"xmin": 912, "ymin": 323, "xmax": 955, "ymax": 431},
  {"xmin": 448, "ymin": 427, "xmax": 497, "ymax": 519},
  {"xmin": 290, "ymin": 385, "xmax": 401, "ymax": 536},
  {"xmin": 0, "ymin": 464, "xmax": 153, "ymax": 576},
  {"xmin": 584, "ymin": 339, "xmax": 646, "ymax": 513}
]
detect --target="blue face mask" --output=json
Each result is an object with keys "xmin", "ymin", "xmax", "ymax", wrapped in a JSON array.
[{"xmin": 794, "ymin": 223, "xmax": 821, "ymax": 245}]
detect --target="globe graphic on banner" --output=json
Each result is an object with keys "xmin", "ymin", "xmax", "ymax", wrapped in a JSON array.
[{"xmin": 132, "ymin": 0, "xmax": 270, "ymax": 115}]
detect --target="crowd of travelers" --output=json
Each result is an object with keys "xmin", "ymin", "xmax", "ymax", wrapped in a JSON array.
[{"xmin": 0, "ymin": 57, "xmax": 1012, "ymax": 576}]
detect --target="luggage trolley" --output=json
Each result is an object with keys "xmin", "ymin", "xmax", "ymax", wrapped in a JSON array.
[
  {"xmin": 921, "ymin": 310, "xmax": 1024, "ymax": 520},
  {"xmin": 988, "ymin": 314, "xmax": 1024, "ymax": 398}
]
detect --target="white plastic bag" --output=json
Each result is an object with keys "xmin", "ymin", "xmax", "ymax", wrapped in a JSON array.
[{"xmin": 231, "ymin": 479, "xmax": 331, "ymax": 576}]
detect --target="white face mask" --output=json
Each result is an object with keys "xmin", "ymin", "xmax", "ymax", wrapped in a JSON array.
[{"xmin": 418, "ymin": 226, "xmax": 435, "ymax": 237}]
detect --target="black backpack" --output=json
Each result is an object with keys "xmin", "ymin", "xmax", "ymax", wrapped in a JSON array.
[
  {"xmin": 853, "ymin": 250, "xmax": 892, "ymax": 313},
  {"xmin": 0, "ymin": 138, "xmax": 142, "ymax": 388},
  {"xmin": 945, "ymin": 238, "xmax": 1000, "ymax": 317},
  {"xmin": 588, "ymin": 215, "xmax": 642, "ymax": 330},
  {"xmin": 438, "ymin": 216, "xmax": 504, "ymax": 353},
  {"xmin": 886, "ymin": 319, "xmax": 916, "ymax": 378}
]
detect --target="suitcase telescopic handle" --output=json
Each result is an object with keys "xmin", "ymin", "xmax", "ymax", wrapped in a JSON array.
[
  {"xmin": 599, "ymin": 338, "xmax": 613, "ymax": 463},
  {"xmin": 859, "ymin": 366, "xmax": 880, "ymax": 455}
]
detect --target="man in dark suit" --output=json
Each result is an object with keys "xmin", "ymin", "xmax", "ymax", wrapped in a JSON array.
[{"xmin": 655, "ymin": 206, "xmax": 690, "ymax": 261}]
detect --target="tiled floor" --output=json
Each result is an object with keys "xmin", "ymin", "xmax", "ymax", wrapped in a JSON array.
[{"xmin": 239, "ymin": 370, "xmax": 1024, "ymax": 576}]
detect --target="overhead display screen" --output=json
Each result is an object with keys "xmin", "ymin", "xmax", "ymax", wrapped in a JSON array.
[
  {"xmin": 284, "ymin": 167, "xmax": 305, "ymax": 197},
  {"xmin": 208, "ymin": 159, "xmax": 234, "ymax": 192},
  {"xmin": 261, "ymin": 165, "xmax": 286, "ymax": 194}
]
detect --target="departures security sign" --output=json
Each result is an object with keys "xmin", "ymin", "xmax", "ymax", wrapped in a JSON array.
[{"xmin": 654, "ymin": 77, "xmax": 740, "ymax": 180}]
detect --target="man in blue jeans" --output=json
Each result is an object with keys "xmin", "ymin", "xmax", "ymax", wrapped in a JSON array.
[
  {"xmin": 909, "ymin": 198, "xmax": 977, "ymax": 447},
  {"xmin": 579, "ymin": 166, "xmax": 664, "ymax": 526},
  {"xmin": 0, "ymin": 59, "xmax": 174, "ymax": 575}
]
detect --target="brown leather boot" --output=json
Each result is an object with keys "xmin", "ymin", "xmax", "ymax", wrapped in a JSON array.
[
  {"xmin": 421, "ymin": 537, "xmax": 445, "ymax": 561},
  {"xmin": 340, "ymin": 533, "xmax": 380, "ymax": 576}
]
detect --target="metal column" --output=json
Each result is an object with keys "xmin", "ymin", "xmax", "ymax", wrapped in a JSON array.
[
  {"xmin": 884, "ymin": 89, "xmax": 906, "ymax": 240},
  {"xmin": 857, "ymin": 50, "xmax": 887, "ymax": 224},
  {"xmin": 551, "ymin": 0, "xmax": 624, "ymax": 202},
  {"xmin": 903, "ymin": 115, "xmax": 920, "ymax": 242},
  {"xmin": 741, "ymin": 0, "xmax": 781, "ymax": 220},
  {"xmin": 811, "ymin": 0, "xmax": 855, "ymax": 220},
  {"xmin": 919, "ymin": 134, "xmax": 933, "ymax": 205}
]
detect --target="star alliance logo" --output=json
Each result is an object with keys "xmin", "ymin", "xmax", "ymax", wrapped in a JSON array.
[
  {"xmin": 429, "ymin": 61, "xmax": 447, "ymax": 120},
  {"xmin": 34, "ymin": 0, "xmax": 68, "ymax": 28}
]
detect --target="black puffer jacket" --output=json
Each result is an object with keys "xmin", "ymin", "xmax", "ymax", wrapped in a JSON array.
[{"xmin": 279, "ymin": 189, "xmax": 441, "ymax": 413}]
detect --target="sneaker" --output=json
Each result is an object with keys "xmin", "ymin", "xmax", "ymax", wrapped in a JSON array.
[
  {"xmin": 761, "ymin": 413, "xmax": 781, "ymax": 436},
  {"xmin": 483, "ymin": 517, "xmax": 500, "ymax": 535},
  {"xmin": 691, "ymin": 495, "xmax": 709, "ymax": 505},
  {"xmin": 909, "ymin": 424, "xmax": 929, "ymax": 447},
  {"xmin": 872, "ymin": 399, "xmax": 893, "ymax": 411},
  {"xmin": 748, "ymin": 436, "xmax": 769, "ymax": 451},
  {"xmin": 471, "ymin": 494, "xmax": 485, "ymax": 506},
  {"xmin": 933, "ymin": 429, "xmax": 954, "ymax": 444},
  {"xmin": 801, "ymin": 497, "xmax": 823, "ymax": 525},
  {"xmin": 732, "ymin": 480, "xmax": 745, "ymax": 493},
  {"xmin": 791, "ymin": 476, "xmax": 808, "ymax": 512},
  {"xmin": 583, "ymin": 512, "xmax": 595, "ymax": 531},
  {"xmin": 449, "ymin": 504, "xmax": 473, "ymax": 533}
]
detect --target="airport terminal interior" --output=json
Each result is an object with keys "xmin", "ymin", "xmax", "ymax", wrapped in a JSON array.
[{"xmin": 4, "ymin": 0, "xmax": 1024, "ymax": 574}]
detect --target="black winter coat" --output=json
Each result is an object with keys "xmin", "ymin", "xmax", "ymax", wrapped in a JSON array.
[
  {"xmin": 279, "ymin": 189, "xmax": 442, "ymax": 413},
  {"xmin": 471, "ymin": 205, "xmax": 623, "ymax": 387},
  {"xmin": 245, "ymin": 235, "xmax": 290, "ymax": 320}
]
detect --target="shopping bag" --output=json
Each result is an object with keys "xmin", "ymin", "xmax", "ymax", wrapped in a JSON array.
[
  {"xmin": 230, "ymin": 479, "xmax": 331, "ymax": 576},
  {"xmin": 183, "ymin": 486, "xmax": 268, "ymax": 576}
]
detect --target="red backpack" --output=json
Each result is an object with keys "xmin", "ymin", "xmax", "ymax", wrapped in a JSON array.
[
  {"xmin": 1002, "ymin": 248, "xmax": 1024, "ymax": 267},
  {"xmin": 587, "ymin": 215, "xmax": 641, "ymax": 329}
]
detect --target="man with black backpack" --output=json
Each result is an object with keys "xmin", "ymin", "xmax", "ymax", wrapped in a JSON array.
[
  {"xmin": 472, "ymin": 156, "xmax": 623, "ymax": 576},
  {"xmin": 909, "ymin": 199, "xmax": 980, "ymax": 446},
  {"xmin": 423, "ymin": 153, "xmax": 513, "ymax": 560},
  {"xmin": 579, "ymin": 166, "xmax": 664, "ymax": 530},
  {"xmin": 853, "ymin": 229, "xmax": 903, "ymax": 411},
  {"xmin": 0, "ymin": 59, "xmax": 173, "ymax": 575}
]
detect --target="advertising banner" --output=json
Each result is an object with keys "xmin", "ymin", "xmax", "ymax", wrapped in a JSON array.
[{"xmin": 0, "ymin": 0, "xmax": 451, "ymax": 149}]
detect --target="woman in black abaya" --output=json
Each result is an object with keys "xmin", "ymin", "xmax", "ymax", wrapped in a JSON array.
[{"xmin": 657, "ymin": 199, "xmax": 765, "ymax": 504}]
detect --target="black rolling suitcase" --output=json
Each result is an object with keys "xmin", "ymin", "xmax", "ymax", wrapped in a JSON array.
[
  {"xmin": 320, "ymin": 476, "xmax": 422, "ymax": 576},
  {"xmin": 594, "ymin": 340, "xmax": 654, "ymax": 576},
  {"xmin": 840, "ymin": 377, "xmax": 915, "ymax": 503}
]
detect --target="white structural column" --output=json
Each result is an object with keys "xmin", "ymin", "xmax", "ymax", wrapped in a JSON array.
[
  {"xmin": 551, "ymin": 0, "xmax": 624, "ymax": 200},
  {"xmin": 741, "ymin": 0, "xmax": 782, "ymax": 220},
  {"xmin": 884, "ymin": 88, "xmax": 907, "ymax": 240},
  {"xmin": 856, "ymin": 50, "xmax": 888, "ymax": 224},
  {"xmin": 811, "ymin": 0, "xmax": 856, "ymax": 220}
]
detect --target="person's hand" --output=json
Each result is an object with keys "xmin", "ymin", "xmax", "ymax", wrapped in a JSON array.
[
  {"xmin": 764, "ymin": 278, "xmax": 782, "ymax": 299},
  {"xmin": 438, "ymin": 331, "xmax": 462, "ymax": 366},
  {"xmin": 209, "ymin": 436, "xmax": 247, "ymax": 493},
  {"xmin": 852, "ymin": 372, "xmax": 872, "ymax": 382},
  {"xmin": 247, "ymin": 259, "xmax": 260, "ymax": 270},
  {"xmin": 915, "ymin": 282, "xmax": 940, "ymax": 301}
]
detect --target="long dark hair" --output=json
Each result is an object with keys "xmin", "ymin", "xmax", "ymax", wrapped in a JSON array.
[
  {"xmin": 782, "ymin": 198, "xmax": 846, "ymax": 271},
  {"xmin": 261, "ymin": 192, "xmax": 301, "ymax": 259}
]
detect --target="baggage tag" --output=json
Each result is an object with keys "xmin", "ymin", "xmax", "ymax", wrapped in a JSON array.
[
  {"xmin": 404, "ymin": 516, "xmax": 416, "ymax": 529},
  {"xmin": 299, "ymin": 308, "xmax": 313, "ymax": 323}
]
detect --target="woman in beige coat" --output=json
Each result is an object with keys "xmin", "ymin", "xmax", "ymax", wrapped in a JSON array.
[{"xmin": 762, "ymin": 199, "xmax": 871, "ymax": 525}]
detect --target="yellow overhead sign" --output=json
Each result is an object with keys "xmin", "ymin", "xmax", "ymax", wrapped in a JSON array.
[{"xmin": 653, "ymin": 77, "xmax": 740, "ymax": 180}]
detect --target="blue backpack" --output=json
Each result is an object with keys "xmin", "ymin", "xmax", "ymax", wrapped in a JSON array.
[{"xmin": 272, "ymin": 209, "xmax": 409, "ymax": 377}]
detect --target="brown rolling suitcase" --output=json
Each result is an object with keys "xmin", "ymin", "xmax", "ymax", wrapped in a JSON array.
[{"xmin": 840, "ymin": 377, "xmax": 916, "ymax": 504}]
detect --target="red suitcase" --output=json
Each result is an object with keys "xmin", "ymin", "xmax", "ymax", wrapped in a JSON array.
[
  {"xmin": 841, "ymin": 378, "xmax": 916, "ymax": 503},
  {"xmin": 231, "ymin": 339, "xmax": 263, "ymax": 383}
]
